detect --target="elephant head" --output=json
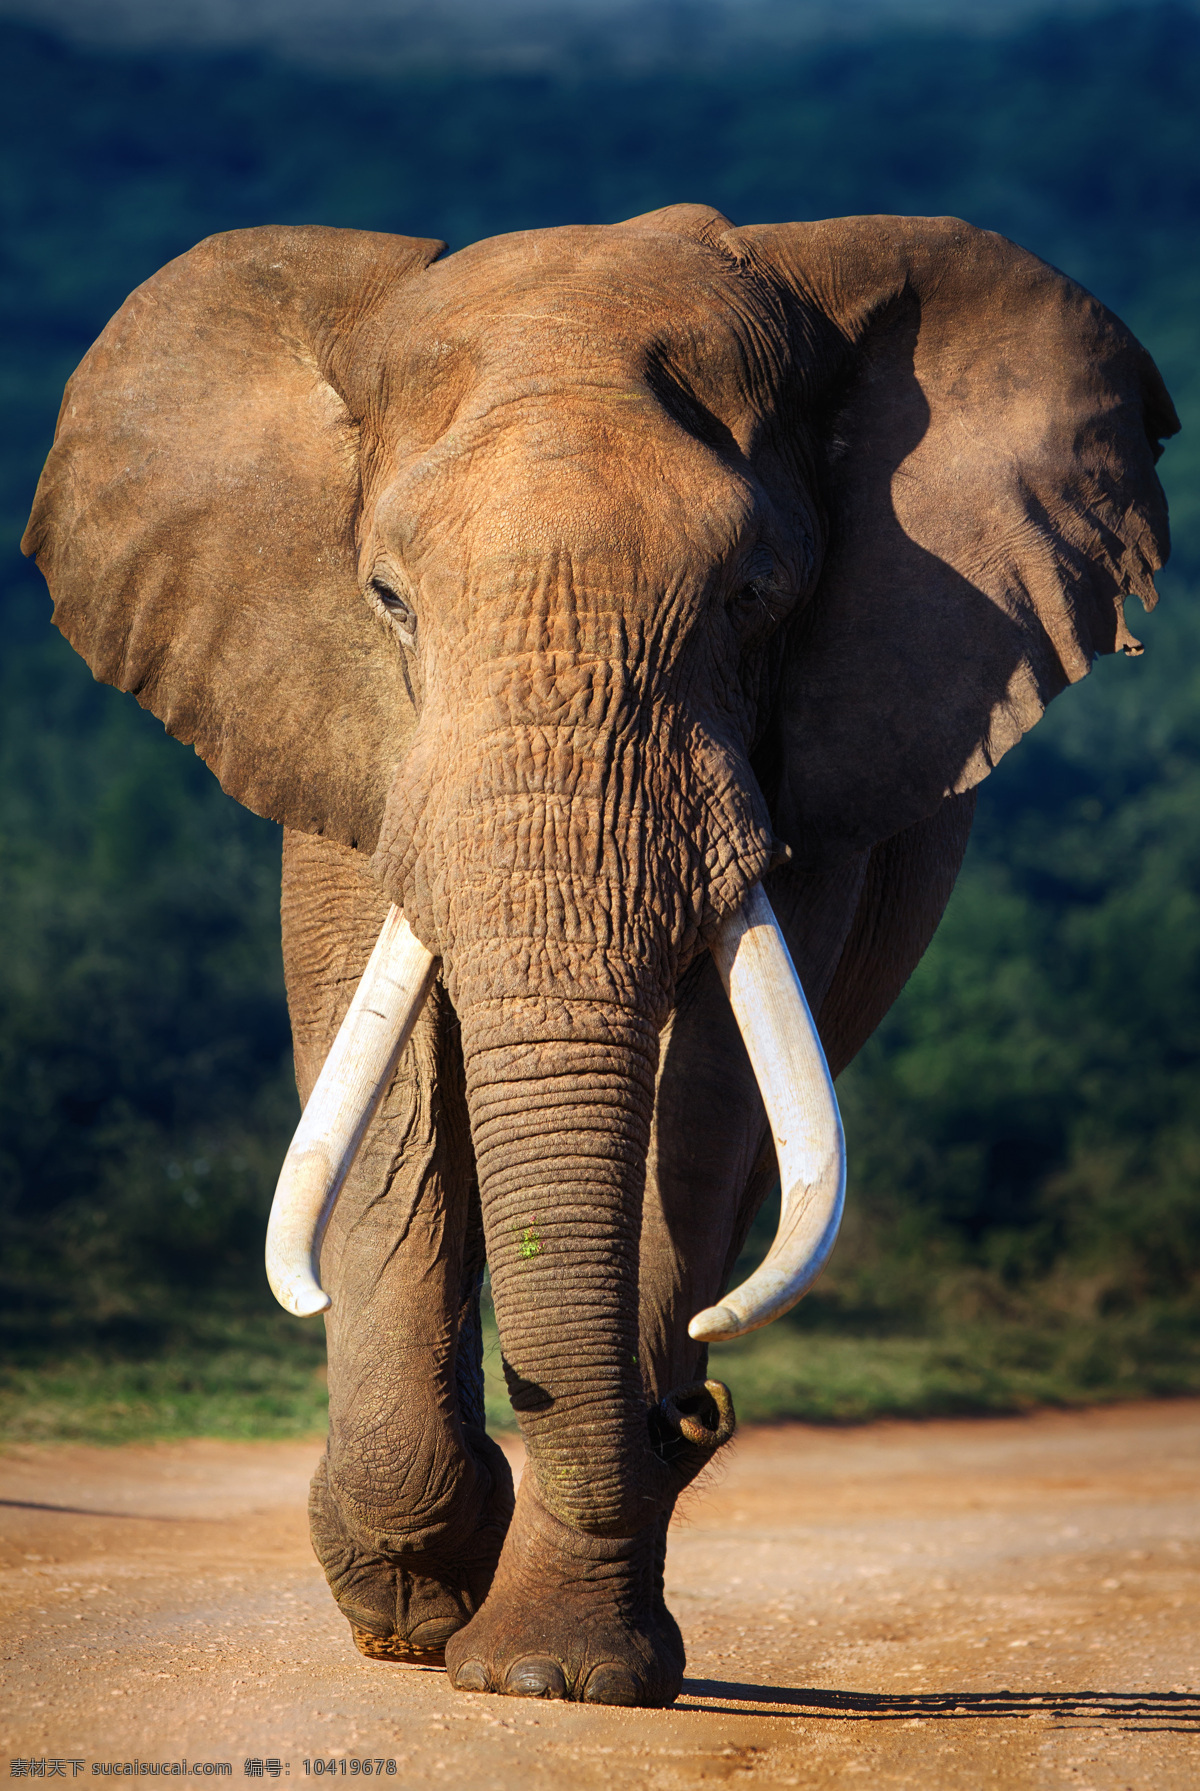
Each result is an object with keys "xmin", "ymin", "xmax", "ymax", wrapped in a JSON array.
[{"xmin": 23, "ymin": 204, "xmax": 1175, "ymax": 1693}]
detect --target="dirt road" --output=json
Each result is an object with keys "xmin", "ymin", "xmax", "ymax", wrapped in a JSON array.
[{"xmin": 2, "ymin": 1402, "xmax": 1199, "ymax": 1788}]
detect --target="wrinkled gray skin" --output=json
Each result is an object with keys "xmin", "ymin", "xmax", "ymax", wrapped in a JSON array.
[{"xmin": 23, "ymin": 203, "xmax": 1176, "ymax": 1706}]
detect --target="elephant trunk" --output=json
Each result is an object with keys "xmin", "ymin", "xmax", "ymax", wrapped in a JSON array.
[{"xmin": 456, "ymin": 984, "xmax": 661, "ymax": 1534}]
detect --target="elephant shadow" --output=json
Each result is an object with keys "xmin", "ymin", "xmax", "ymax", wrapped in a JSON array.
[{"xmin": 676, "ymin": 1679, "xmax": 1200, "ymax": 1732}]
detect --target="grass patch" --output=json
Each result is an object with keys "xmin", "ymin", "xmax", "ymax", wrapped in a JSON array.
[
  {"xmin": 707, "ymin": 1309, "xmax": 1200, "ymax": 1425},
  {"xmin": 0, "ymin": 1343, "xmax": 329, "ymax": 1446},
  {"xmin": 482, "ymin": 1305, "xmax": 513, "ymax": 1434}
]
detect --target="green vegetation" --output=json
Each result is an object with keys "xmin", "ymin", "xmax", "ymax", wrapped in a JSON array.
[
  {"xmin": 709, "ymin": 1312, "xmax": 1200, "ymax": 1426},
  {"xmin": 0, "ymin": 1321, "xmax": 328, "ymax": 1445},
  {"xmin": 1, "ymin": 5, "xmax": 1199, "ymax": 1443},
  {"xmin": 515, "ymin": 1222, "xmax": 544, "ymax": 1262}
]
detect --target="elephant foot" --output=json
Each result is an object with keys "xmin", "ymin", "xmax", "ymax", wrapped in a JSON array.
[
  {"xmin": 308, "ymin": 1433, "xmax": 514, "ymax": 1666},
  {"xmin": 352, "ymin": 1629, "xmax": 444, "ymax": 1663},
  {"xmin": 444, "ymin": 1481, "xmax": 685, "ymax": 1708},
  {"xmin": 348, "ymin": 1596, "xmax": 464, "ymax": 1667}
]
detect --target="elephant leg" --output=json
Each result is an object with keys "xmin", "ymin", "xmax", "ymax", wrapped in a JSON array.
[
  {"xmin": 282, "ymin": 830, "xmax": 514, "ymax": 1663},
  {"xmin": 442, "ymin": 1384, "xmax": 732, "ymax": 1707}
]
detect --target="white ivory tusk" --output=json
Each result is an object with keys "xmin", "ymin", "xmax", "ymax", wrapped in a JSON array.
[
  {"xmin": 689, "ymin": 882, "xmax": 846, "ymax": 1343},
  {"xmin": 265, "ymin": 905, "xmax": 437, "ymax": 1318}
]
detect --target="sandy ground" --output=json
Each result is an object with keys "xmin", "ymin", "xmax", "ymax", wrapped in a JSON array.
[{"xmin": 2, "ymin": 1403, "xmax": 1199, "ymax": 1789}]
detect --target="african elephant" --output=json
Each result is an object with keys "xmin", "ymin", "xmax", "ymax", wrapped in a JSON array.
[{"xmin": 23, "ymin": 203, "xmax": 1175, "ymax": 1707}]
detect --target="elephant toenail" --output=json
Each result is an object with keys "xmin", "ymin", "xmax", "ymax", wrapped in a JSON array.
[
  {"xmin": 582, "ymin": 1663, "xmax": 640, "ymax": 1706},
  {"xmin": 409, "ymin": 1617, "xmax": 461, "ymax": 1649},
  {"xmin": 452, "ymin": 1660, "xmax": 490, "ymax": 1693},
  {"xmin": 503, "ymin": 1656, "xmax": 567, "ymax": 1699}
]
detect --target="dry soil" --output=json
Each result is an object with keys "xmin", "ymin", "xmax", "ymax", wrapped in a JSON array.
[{"xmin": 2, "ymin": 1401, "xmax": 1199, "ymax": 1788}]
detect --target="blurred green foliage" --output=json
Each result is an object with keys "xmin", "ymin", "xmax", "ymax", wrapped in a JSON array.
[
  {"xmin": 0, "ymin": 631, "xmax": 295, "ymax": 1349},
  {"xmin": 0, "ymin": 1329, "xmax": 328, "ymax": 1444},
  {"xmin": 1, "ymin": 5, "xmax": 1198, "ymax": 1420}
]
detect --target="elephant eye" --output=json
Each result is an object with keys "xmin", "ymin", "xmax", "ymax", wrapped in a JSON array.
[
  {"xmin": 733, "ymin": 576, "xmax": 774, "ymax": 616},
  {"xmin": 370, "ymin": 576, "xmax": 417, "ymax": 642},
  {"xmin": 728, "ymin": 574, "xmax": 785, "ymax": 638}
]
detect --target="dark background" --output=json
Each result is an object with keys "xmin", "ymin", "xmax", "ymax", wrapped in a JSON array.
[{"xmin": 2, "ymin": 1, "xmax": 1198, "ymax": 1406}]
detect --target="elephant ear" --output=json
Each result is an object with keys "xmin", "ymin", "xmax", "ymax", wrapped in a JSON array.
[
  {"xmin": 22, "ymin": 225, "xmax": 446, "ymax": 848},
  {"xmin": 734, "ymin": 216, "xmax": 1178, "ymax": 862}
]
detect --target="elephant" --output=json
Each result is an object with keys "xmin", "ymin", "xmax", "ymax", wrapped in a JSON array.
[{"xmin": 23, "ymin": 203, "xmax": 1176, "ymax": 1708}]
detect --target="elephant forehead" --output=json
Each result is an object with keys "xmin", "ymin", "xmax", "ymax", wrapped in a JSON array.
[
  {"xmin": 405, "ymin": 223, "xmax": 749, "ymax": 348},
  {"xmin": 373, "ymin": 408, "xmax": 760, "ymax": 599},
  {"xmin": 383, "ymin": 226, "xmax": 782, "ymax": 439}
]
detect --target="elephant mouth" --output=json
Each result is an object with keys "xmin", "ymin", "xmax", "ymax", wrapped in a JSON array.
[{"xmin": 264, "ymin": 882, "xmax": 845, "ymax": 1344}]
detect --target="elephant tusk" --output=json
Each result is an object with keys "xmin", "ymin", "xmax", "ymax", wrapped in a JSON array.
[
  {"xmin": 265, "ymin": 905, "xmax": 437, "ymax": 1318},
  {"xmin": 688, "ymin": 882, "xmax": 846, "ymax": 1343}
]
